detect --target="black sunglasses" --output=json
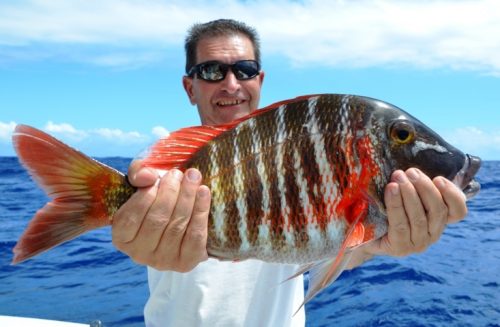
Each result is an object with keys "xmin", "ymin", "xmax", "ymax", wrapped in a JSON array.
[{"xmin": 187, "ymin": 60, "xmax": 261, "ymax": 82}]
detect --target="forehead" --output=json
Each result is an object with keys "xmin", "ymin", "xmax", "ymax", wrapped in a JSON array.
[{"xmin": 195, "ymin": 34, "xmax": 256, "ymax": 63}]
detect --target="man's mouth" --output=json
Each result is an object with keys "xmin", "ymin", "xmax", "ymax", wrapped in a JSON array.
[{"xmin": 216, "ymin": 99, "xmax": 244, "ymax": 107}]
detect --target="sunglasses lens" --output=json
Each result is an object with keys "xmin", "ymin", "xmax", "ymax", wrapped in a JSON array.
[
  {"xmin": 198, "ymin": 62, "xmax": 226, "ymax": 81},
  {"xmin": 233, "ymin": 61, "xmax": 260, "ymax": 80}
]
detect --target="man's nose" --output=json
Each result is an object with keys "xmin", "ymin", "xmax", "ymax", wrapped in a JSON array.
[{"xmin": 220, "ymin": 70, "xmax": 240, "ymax": 93}]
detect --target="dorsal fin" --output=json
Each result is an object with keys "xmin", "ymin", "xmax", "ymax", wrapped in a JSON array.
[
  {"xmin": 142, "ymin": 94, "xmax": 325, "ymax": 170},
  {"xmin": 142, "ymin": 125, "xmax": 231, "ymax": 170}
]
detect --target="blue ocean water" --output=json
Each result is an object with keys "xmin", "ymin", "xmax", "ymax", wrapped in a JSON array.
[{"xmin": 0, "ymin": 157, "xmax": 498, "ymax": 327}]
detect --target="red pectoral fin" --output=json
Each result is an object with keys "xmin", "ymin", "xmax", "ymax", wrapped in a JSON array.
[
  {"xmin": 293, "ymin": 251, "xmax": 355, "ymax": 315},
  {"xmin": 345, "ymin": 222, "xmax": 365, "ymax": 248},
  {"xmin": 291, "ymin": 201, "xmax": 369, "ymax": 313},
  {"xmin": 291, "ymin": 221, "xmax": 367, "ymax": 315}
]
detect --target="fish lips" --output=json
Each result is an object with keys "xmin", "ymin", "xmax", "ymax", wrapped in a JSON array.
[{"xmin": 453, "ymin": 154, "xmax": 481, "ymax": 200}]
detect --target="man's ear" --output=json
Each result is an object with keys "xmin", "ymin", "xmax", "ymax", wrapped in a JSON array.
[
  {"xmin": 182, "ymin": 76, "xmax": 196, "ymax": 105},
  {"xmin": 258, "ymin": 70, "xmax": 265, "ymax": 87}
]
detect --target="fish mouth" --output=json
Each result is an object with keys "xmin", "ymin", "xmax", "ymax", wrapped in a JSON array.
[{"xmin": 452, "ymin": 154, "xmax": 481, "ymax": 200}]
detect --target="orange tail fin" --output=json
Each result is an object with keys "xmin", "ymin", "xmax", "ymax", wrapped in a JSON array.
[{"xmin": 11, "ymin": 125, "xmax": 133, "ymax": 264}]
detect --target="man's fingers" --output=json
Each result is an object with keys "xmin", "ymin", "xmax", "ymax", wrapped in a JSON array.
[
  {"xmin": 180, "ymin": 185, "xmax": 211, "ymax": 268},
  {"xmin": 127, "ymin": 159, "xmax": 159, "ymax": 187},
  {"xmin": 393, "ymin": 169, "xmax": 429, "ymax": 251},
  {"xmin": 157, "ymin": 168, "xmax": 203, "ymax": 269},
  {"xmin": 112, "ymin": 184, "xmax": 158, "ymax": 245},
  {"xmin": 403, "ymin": 168, "xmax": 446, "ymax": 248},
  {"xmin": 112, "ymin": 161, "xmax": 211, "ymax": 272},
  {"xmin": 434, "ymin": 177, "xmax": 467, "ymax": 223},
  {"xmin": 384, "ymin": 176, "xmax": 411, "ymax": 256},
  {"xmin": 136, "ymin": 169, "xmax": 184, "ymax": 254}
]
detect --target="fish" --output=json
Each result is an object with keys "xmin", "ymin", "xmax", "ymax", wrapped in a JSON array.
[{"xmin": 11, "ymin": 94, "xmax": 481, "ymax": 305}]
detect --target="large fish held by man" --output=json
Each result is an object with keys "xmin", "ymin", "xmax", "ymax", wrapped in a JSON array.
[{"xmin": 11, "ymin": 94, "xmax": 481, "ymax": 304}]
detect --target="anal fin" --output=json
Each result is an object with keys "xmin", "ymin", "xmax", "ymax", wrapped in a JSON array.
[
  {"xmin": 304, "ymin": 251, "xmax": 355, "ymax": 304},
  {"xmin": 293, "ymin": 222, "xmax": 366, "ymax": 314}
]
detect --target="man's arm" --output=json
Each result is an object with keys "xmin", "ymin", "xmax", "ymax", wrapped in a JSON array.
[
  {"xmin": 347, "ymin": 168, "xmax": 468, "ymax": 269},
  {"xmin": 112, "ymin": 161, "xmax": 211, "ymax": 272}
]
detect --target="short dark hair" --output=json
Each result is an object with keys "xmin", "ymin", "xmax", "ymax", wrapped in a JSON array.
[{"xmin": 184, "ymin": 19, "xmax": 261, "ymax": 75}]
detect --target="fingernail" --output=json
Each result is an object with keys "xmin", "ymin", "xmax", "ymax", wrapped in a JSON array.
[
  {"xmin": 145, "ymin": 167, "xmax": 157, "ymax": 175},
  {"xmin": 435, "ymin": 177, "xmax": 446, "ymax": 190},
  {"xmin": 133, "ymin": 168, "xmax": 158, "ymax": 181},
  {"xmin": 198, "ymin": 186, "xmax": 210, "ymax": 198},
  {"xmin": 394, "ymin": 171, "xmax": 408, "ymax": 184},
  {"xmin": 170, "ymin": 169, "xmax": 183, "ymax": 181},
  {"xmin": 130, "ymin": 169, "xmax": 143, "ymax": 181},
  {"xmin": 390, "ymin": 184, "xmax": 400, "ymax": 196},
  {"xmin": 187, "ymin": 169, "xmax": 201, "ymax": 182},
  {"xmin": 406, "ymin": 168, "xmax": 420, "ymax": 182}
]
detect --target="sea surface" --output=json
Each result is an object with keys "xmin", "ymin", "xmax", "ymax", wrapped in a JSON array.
[{"xmin": 0, "ymin": 157, "xmax": 498, "ymax": 327}]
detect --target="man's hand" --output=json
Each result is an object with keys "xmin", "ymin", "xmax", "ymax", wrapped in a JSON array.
[
  {"xmin": 112, "ymin": 160, "xmax": 211, "ymax": 272},
  {"xmin": 348, "ymin": 168, "xmax": 468, "ymax": 268}
]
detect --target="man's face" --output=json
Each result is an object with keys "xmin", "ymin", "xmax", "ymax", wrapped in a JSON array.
[{"xmin": 183, "ymin": 34, "xmax": 265, "ymax": 126}]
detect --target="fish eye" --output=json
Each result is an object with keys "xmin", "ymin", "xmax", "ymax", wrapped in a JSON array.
[{"xmin": 389, "ymin": 121, "xmax": 415, "ymax": 144}]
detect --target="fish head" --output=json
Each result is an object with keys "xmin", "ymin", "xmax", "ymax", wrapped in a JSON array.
[{"xmin": 365, "ymin": 97, "xmax": 481, "ymax": 200}]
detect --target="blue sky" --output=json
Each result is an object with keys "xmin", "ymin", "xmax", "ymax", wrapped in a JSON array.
[{"xmin": 1, "ymin": 0, "xmax": 499, "ymax": 159}]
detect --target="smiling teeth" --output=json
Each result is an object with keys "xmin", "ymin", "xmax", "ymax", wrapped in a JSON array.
[{"xmin": 218, "ymin": 99, "xmax": 243, "ymax": 106}]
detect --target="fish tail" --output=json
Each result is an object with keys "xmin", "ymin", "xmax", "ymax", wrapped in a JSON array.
[{"xmin": 11, "ymin": 125, "xmax": 135, "ymax": 264}]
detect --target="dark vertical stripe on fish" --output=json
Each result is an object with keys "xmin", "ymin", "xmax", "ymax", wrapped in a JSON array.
[
  {"xmin": 244, "ymin": 118, "xmax": 264, "ymax": 248},
  {"xmin": 321, "ymin": 96, "xmax": 351, "ymax": 209},
  {"xmin": 218, "ymin": 130, "xmax": 241, "ymax": 251},
  {"xmin": 283, "ymin": 100, "xmax": 311, "ymax": 249},
  {"xmin": 303, "ymin": 97, "xmax": 329, "ymax": 232},
  {"xmin": 268, "ymin": 106, "xmax": 288, "ymax": 251},
  {"xmin": 252, "ymin": 107, "xmax": 282, "ymax": 251},
  {"xmin": 187, "ymin": 140, "xmax": 225, "ymax": 249}
]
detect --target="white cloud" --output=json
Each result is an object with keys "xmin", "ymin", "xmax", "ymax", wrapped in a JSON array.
[
  {"xmin": 152, "ymin": 126, "xmax": 169, "ymax": 139},
  {"xmin": 86, "ymin": 51, "xmax": 167, "ymax": 69},
  {"xmin": 39, "ymin": 121, "xmax": 150, "ymax": 145},
  {"xmin": 93, "ymin": 127, "xmax": 148, "ymax": 143},
  {"xmin": 0, "ymin": 121, "xmax": 16, "ymax": 143},
  {"xmin": 0, "ymin": 121, "xmax": 160, "ymax": 156},
  {"xmin": 0, "ymin": 0, "xmax": 185, "ymax": 45},
  {"xmin": 0, "ymin": 0, "xmax": 499, "ymax": 74},
  {"xmin": 44, "ymin": 121, "xmax": 88, "ymax": 141},
  {"xmin": 444, "ymin": 126, "xmax": 500, "ymax": 160}
]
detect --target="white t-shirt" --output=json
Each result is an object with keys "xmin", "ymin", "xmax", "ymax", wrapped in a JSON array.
[{"xmin": 144, "ymin": 259, "xmax": 305, "ymax": 327}]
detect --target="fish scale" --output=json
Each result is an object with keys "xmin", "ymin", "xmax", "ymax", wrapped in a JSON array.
[
  {"xmin": 190, "ymin": 95, "xmax": 373, "ymax": 263},
  {"xmin": 275, "ymin": 105, "xmax": 294, "ymax": 251},
  {"xmin": 10, "ymin": 93, "xmax": 481, "ymax": 306}
]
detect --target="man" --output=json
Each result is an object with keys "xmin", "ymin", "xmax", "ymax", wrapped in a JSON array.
[{"xmin": 112, "ymin": 19, "xmax": 467, "ymax": 326}]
